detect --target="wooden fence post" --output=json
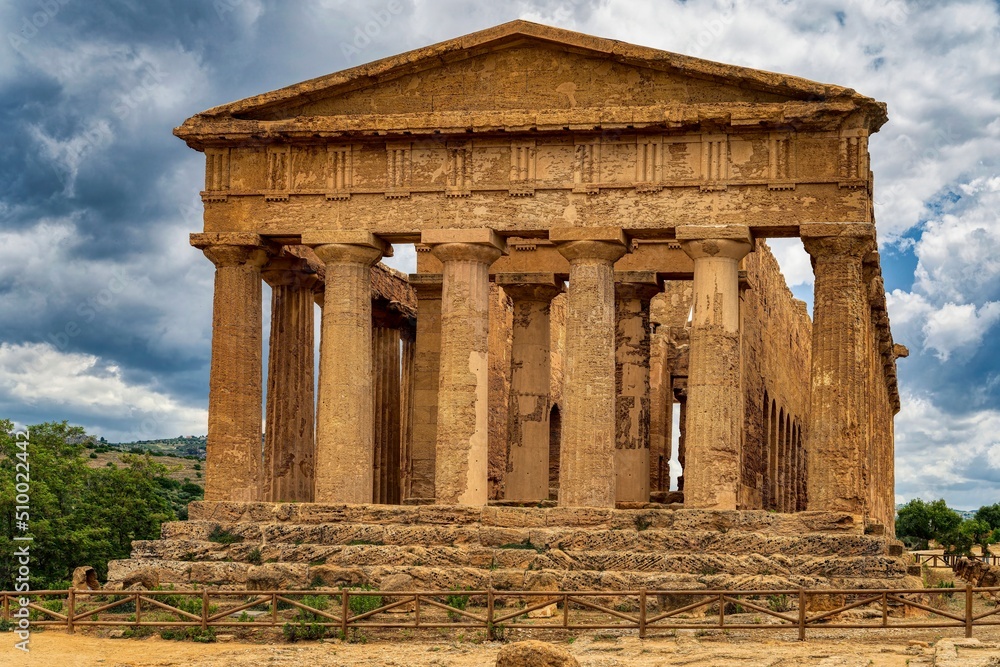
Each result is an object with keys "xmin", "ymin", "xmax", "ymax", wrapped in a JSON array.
[
  {"xmin": 798, "ymin": 588, "xmax": 806, "ymax": 641},
  {"xmin": 639, "ymin": 589, "xmax": 647, "ymax": 639},
  {"xmin": 966, "ymin": 584, "xmax": 973, "ymax": 638},
  {"xmin": 487, "ymin": 589, "xmax": 495, "ymax": 640},
  {"xmin": 66, "ymin": 588, "xmax": 75, "ymax": 635},
  {"xmin": 202, "ymin": 590, "xmax": 209, "ymax": 631},
  {"xmin": 341, "ymin": 589, "xmax": 349, "ymax": 640}
]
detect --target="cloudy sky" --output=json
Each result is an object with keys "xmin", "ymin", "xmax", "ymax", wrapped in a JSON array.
[{"xmin": 1, "ymin": 0, "xmax": 998, "ymax": 508}]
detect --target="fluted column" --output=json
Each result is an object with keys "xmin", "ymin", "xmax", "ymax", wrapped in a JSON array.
[
  {"xmin": 262, "ymin": 256, "xmax": 317, "ymax": 502},
  {"xmin": 303, "ymin": 232, "xmax": 389, "ymax": 504},
  {"xmin": 498, "ymin": 274, "xmax": 563, "ymax": 502},
  {"xmin": 191, "ymin": 233, "xmax": 268, "ymax": 502},
  {"xmin": 614, "ymin": 273, "xmax": 662, "ymax": 503},
  {"xmin": 801, "ymin": 222, "xmax": 876, "ymax": 515},
  {"xmin": 552, "ymin": 228, "xmax": 629, "ymax": 508},
  {"xmin": 424, "ymin": 229, "xmax": 506, "ymax": 506},
  {"xmin": 372, "ymin": 325, "xmax": 402, "ymax": 504},
  {"xmin": 407, "ymin": 274, "xmax": 443, "ymax": 501},
  {"xmin": 678, "ymin": 225, "xmax": 753, "ymax": 510}
]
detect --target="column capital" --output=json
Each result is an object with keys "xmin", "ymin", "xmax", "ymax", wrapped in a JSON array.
[
  {"xmin": 312, "ymin": 243, "xmax": 384, "ymax": 266},
  {"xmin": 302, "ymin": 231, "xmax": 392, "ymax": 258},
  {"xmin": 430, "ymin": 242, "xmax": 504, "ymax": 265},
  {"xmin": 615, "ymin": 271, "xmax": 663, "ymax": 302},
  {"xmin": 201, "ymin": 245, "xmax": 268, "ymax": 270},
  {"xmin": 800, "ymin": 222, "xmax": 876, "ymax": 259},
  {"xmin": 495, "ymin": 273, "xmax": 564, "ymax": 303},
  {"xmin": 677, "ymin": 225, "xmax": 752, "ymax": 262},
  {"xmin": 556, "ymin": 240, "xmax": 628, "ymax": 264},
  {"xmin": 261, "ymin": 256, "xmax": 320, "ymax": 289}
]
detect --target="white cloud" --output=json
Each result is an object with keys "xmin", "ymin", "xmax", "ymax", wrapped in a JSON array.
[
  {"xmin": 894, "ymin": 390, "xmax": 1000, "ymax": 508},
  {"xmin": 0, "ymin": 341, "xmax": 207, "ymax": 442},
  {"xmin": 922, "ymin": 302, "xmax": 1000, "ymax": 361},
  {"xmin": 886, "ymin": 176, "xmax": 1000, "ymax": 361}
]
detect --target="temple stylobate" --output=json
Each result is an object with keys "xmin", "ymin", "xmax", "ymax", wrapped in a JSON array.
[{"xmin": 177, "ymin": 20, "xmax": 904, "ymax": 531}]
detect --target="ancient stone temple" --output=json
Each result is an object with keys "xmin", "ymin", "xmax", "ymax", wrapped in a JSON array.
[{"xmin": 110, "ymin": 21, "xmax": 912, "ymax": 593}]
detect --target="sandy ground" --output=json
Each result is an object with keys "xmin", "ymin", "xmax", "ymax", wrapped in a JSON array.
[{"xmin": 5, "ymin": 628, "xmax": 1000, "ymax": 666}]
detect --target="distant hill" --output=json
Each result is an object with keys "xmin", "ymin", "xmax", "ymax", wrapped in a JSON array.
[{"xmin": 104, "ymin": 435, "xmax": 207, "ymax": 459}]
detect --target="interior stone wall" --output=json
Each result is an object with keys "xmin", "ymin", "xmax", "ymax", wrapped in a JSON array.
[{"xmin": 737, "ymin": 241, "xmax": 812, "ymax": 511}]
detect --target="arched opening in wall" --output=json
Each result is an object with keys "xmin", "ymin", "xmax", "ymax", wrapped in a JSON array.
[
  {"xmin": 790, "ymin": 419, "xmax": 799, "ymax": 512},
  {"xmin": 768, "ymin": 398, "xmax": 778, "ymax": 510},
  {"xmin": 548, "ymin": 404, "xmax": 561, "ymax": 500},
  {"xmin": 763, "ymin": 390, "xmax": 771, "ymax": 507},
  {"xmin": 777, "ymin": 405, "xmax": 786, "ymax": 512}
]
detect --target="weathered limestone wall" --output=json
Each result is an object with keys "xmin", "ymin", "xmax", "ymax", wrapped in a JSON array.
[{"xmin": 738, "ymin": 242, "xmax": 812, "ymax": 511}]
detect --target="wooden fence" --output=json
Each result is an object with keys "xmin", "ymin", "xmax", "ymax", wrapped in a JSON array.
[
  {"xmin": 3, "ymin": 585, "xmax": 1000, "ymax": 641},
  {"xmin": 913, "ymin": 553, "xmax": 1000, "ymax": 568}
]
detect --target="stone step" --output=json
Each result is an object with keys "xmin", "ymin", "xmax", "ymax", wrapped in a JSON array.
[
  {"xmin": 106, "ymin": 558, "xmax": 916, "ymax": 593},
  {"xmin": 129, "ymin": 540, "xmax": 908, "ymax": 578},
  {"xmin": 159, "ymin": 521, "xmax": 889, "ymax": 557},
  {"xmin": 186, "ymin": 502, "xmax": 865, "ymax": 536}
]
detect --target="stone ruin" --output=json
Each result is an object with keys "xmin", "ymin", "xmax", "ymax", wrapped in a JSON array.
[{"xmin": 109, "ymin": 21, "xmax": 914, "ymax": 594}]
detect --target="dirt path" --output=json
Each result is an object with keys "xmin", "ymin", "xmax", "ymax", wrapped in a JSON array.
[{"xmin": 5, "ymin": 629, "xmax": 1000, "ymax": 666}]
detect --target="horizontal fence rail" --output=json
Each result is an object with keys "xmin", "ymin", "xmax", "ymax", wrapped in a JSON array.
[
  {"xmin": 3, "ymin": 586, "xmax": 1000, "ymax": 641},
  {"xmin": 912, "ymin": 553, "xmax": 1000, "ymax": 568}
]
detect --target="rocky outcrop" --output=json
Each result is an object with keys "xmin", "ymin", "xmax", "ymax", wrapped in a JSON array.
[{"xmin": 495, "ymin": 641, "xmax": 579, "ymax": 667}]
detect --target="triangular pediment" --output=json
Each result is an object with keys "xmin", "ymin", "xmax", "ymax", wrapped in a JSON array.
[{"xmin": 177, "ymin": 20, "xmax": 885, "ymax": 139}]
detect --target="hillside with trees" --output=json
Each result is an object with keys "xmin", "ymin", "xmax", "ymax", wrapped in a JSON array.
[{"xmin": 0, "ymin": 421, "xmax": 204, "ymax": 589}]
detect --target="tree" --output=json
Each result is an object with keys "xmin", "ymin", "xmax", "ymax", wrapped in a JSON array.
[
  {"xmin": 939, "ymin": 519, "xmax": 998, "ymax": 558},
  {"xmin": 975, "ymin": 503, "xmax": 1000, "ymax": 531},
  {"xmin": 895, "ymin": 498, "xmax": 963, "ymax": 544},
  {"xmin": 0, "ymin": 421, "xmax": 179, "ymax": 588}
]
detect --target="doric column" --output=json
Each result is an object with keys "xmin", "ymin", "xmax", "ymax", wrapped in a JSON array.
[
  {"xmin": 262, "ymin": 255, "xmax": 318, "ymax": 503},
  {"xmin": 614, "ymin": 272, "xmax": 662, "ymax": 503},
  {"xmin": 399, "ymin": 325, "xmax": 417, "ymax": 500},
  {"xmin": 407, "ymin": 274, "xmax": 443, "ymax": 501},
  {"xmin": 372, "ymin": 324, "xmax": 403, "ymax": 505},
  {"xmin": 423, "ymin": 229, "xmax": 506, "ymax": 506},
  {"xmin": 191, "ymin": 233, "xmax": 268, "ymax": 502},
  {"xmin": 678, "ymin": 225, "xmax": 753, "ymax": 510},
  {"xmin": 551, "ymin": 228, "xmax": 629, "ymax": 508},
  {"xmin": 801, "ymin": 222, "xmax": 876, "ymax": 515},
  {"xmin": 303, "ymin": 231, "xmax": 389, "ymax": 504},
  {"xmin": 497, "ymin": 273, "xmax": 563, "ymax": 502},
  {"xmin": 648, "ymin": 332, "xmax": 671, "ymax": 496}
]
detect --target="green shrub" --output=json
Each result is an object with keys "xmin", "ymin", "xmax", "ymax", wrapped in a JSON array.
[
  {"xmin": 446, "ymin": 587, "xmax": 470, "ymax": 621},
  {"xmin": 766, "ymin": 594, "xmax": 792, "ymax": 613},
  {"xmin": 246, "ymin": 548, "xmax": 262, "ymax": 566},
  {"xmin": 282, "ymin": 621, "xmax": 329, "ymax": 642},
  {"xmin": 347, "ymin": 584, "xmax": 383, "ymax": 616},
  {"xmin": 160, "ymin": 627, "xmax": 216, "ymax": 642},
  {"xmin": 296, "ymin": 594, "xmax": 330, "ymax": 622}
]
